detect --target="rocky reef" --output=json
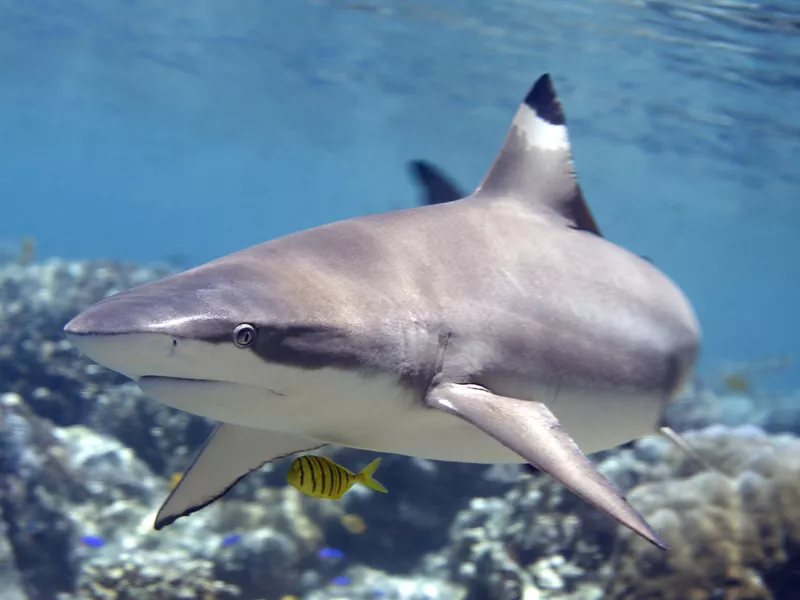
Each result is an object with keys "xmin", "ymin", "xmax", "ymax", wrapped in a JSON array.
[
  {"xmin": 1, "ymin": 256, "xmax": 799, "ymax": 600},
  {"xmin": 609, "ymin": 426, "xmax": 800, "ymax": 600}
]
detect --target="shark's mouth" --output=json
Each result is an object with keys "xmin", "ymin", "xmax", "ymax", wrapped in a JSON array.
[
  {"xmin": 139, "ymin": 375, "xmax": 285, "ymax": 395},
  {"xmin": 137, "ymin": 376, "xmax": 287, "ymax": 429}
]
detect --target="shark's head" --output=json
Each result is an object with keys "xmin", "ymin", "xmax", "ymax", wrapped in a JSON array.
[
  {"xmin": 63, "ymin": 247, "xmax": 402, "ymax": 430},
  {"xmin": 65, "ymin": 159, "xmax": 452, "ymax": 403},
  {"xmin": 65, "ymin": 257, "xmax": 285, "ymax": 381}
]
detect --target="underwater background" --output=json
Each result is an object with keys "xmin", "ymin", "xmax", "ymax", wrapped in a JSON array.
[{"xmin": 1, "ymin": 0, "xmax": 799, "ymax": 599}]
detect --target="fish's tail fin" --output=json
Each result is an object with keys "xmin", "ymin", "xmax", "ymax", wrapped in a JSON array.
[{"xmin": 356, "ymin": 458, "xmax": 388, "ymax": 493}]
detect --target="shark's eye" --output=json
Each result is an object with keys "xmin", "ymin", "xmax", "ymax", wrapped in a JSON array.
[{"xmin": 232, "ymin": 324, "xmax": 256, "ymax": 348}]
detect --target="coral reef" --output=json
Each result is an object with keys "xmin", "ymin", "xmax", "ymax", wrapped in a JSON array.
[
  {"xmin": 609, "ymin": 425, "xmax": 800, "ymax": 600},
  {"xmin": 416, "ymin": 426, "xmax": 800, "ymax": 600},
  {"xmin": 0, "ymin": 503, "xmax": 27, "ymax": 600},
  {"xmin": 1, "ymin": 390, "xmax": 342, "ymax": 599},
  {"xmin": 305, "ymin": 565, "xmax": 466, "ymax": 600},
  {"xmin": 61, "ymin": 556, "xmax": 240, "ymax": 600}
]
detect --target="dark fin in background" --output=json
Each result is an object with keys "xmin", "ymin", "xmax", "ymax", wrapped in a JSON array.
[
  {"xmin": 473, "ymin": 74, "xmax": 602, "ymax": 237},
  {"xmin": 523, "ymin": 463, "xmax": 540, "ymax": 476},
  {"xmin": 407, "ymin": 160, "xmax": 467, "ymax": 206},
  {"xmin": 155, "ymin": 424, "xmax": 325, "ymax": 529}
]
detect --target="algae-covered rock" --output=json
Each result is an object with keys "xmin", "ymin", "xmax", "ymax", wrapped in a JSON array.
[
  {"xmin": 0, "ymin": 392, "xmax": 342, "ymax": 599},
  {"xmin": 0, "ymin": 504, "xmax": 27, "ymax": 600},
  {"xmin": 608, "ymin": 426, "xmax": 800, "ymax": 600},
  {"xmin": 417, "ymin": 472, "xmax": 611, "ymax": 600},
  {"xmin": 305, "ymin": 565, "xmax": 467, "ymax": 600},
  {"xmin": 0, "ymin": 393, "xmax": 83, "ymax": 599},
  {"xmin": 61, "ymin": 555, "xmax": 240, "ymax": 600}
]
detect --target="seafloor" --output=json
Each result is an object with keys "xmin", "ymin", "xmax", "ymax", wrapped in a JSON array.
[{"xmin": 1, "ymin": 256, "xmax": 799, "ymax": 600}]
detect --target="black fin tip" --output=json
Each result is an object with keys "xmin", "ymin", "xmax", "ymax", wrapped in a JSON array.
[{"xmin": 524, "ymin": 74, "xmax": 565, "ymax": 126}]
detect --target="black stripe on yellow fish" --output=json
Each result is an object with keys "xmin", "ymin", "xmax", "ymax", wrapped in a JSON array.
[
  {"xmin": 314, "ymin": 456, "xmax": 329, "ymax": 496},
  {"xmin": 286, "ymin": 455, "xmax": 388, "ymax": 499},
  {"xmin": 326, "ymin": 456, "xmax": 339, "ymax": 496},
  {"xmin": 341, "ymin": 467, "xmax": 354, "ymax": 497},
  {"xmin": 320, "ymin": 458, "xmax": 333, "ymax": 496},
  {"xmin": 311, "ymin": 456, "xmax": 322, "ymax": 494},
  {"xmin": 322, "ymin": 458, "xmax": 331, "ymax": 494},
  {"xmin": 331, "ymin": 458, "xmax": 340, "ymax": 496},
  {"xmin": 337, "ymin": 462, "xmax": 348, "ymax": 496},
  {"xmin": 331, "ymin": 461, "xmax": 341, "ymax": 495},
  {"xmin": 301, "ymin": 456, "xmax": 317, "ymax": 494},
  {"xmin": 326, "ymin": 456, "xmax": 346, "ymax": 497},
  {"xmin": 302, "ymin": 456, "xmax": 314, "ymax": 494},
  {"xmin": 323, "ymin": 456, "xmax": 335, "ymax": 496}
]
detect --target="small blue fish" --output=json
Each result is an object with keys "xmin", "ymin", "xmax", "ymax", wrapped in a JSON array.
[
  {"xmin": 80, "ymin": 534, "xmax": 105, "ymax": 548},
  {"xmin": 317, "ymin": 547, "xmax": 345, "ymax": 560},
  {"xmin": 221, "ymin": 533, "xmax": 241, "ymax": 547},
  {"xmin": 332, "ymin": 576, "xmax": 351, "ymax": 585}
]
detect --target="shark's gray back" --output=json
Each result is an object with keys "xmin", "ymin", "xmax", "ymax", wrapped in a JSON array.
[{"xmin": 208, "ymin": 195, "xmax": 696, "ymax": 403}]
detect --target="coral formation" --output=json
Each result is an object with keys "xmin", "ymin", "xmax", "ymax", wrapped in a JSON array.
[
  {"xmin": 62, "ymin": 556, "xmax": 240, "ymax": 600},
  {"xmin": 609, "ymin": 426, "xmax": 800, "ymax": 600}
]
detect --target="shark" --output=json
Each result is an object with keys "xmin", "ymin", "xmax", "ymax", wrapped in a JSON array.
[{"xmin": 64, "ymin": 73, "xmax": 700, "ymax": 550}]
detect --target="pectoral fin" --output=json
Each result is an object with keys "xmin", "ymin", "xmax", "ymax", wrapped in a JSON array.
[
  {"xmin": 426, "ymin": 382, "xmax": 669, "ymax": 550},
  {"xmin": 155, "ymin": 424, "xmax": 325, "ymax": 529},
  {"xmin": 659, "ymin": 425, "xmax": 713, "ymax": 472}
]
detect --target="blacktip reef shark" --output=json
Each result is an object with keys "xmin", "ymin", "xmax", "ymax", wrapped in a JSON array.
[{"xmin": 64, "ymin": 73, "xmax": 700, "ymax": 550}]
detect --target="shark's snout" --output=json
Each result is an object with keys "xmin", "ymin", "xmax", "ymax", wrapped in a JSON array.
[
  {"xmin": 64, "ymin": 293, "xmax": 179, "ymax": 380},
  {"xmin": 64, "ymin": 293, "xmax": 162, "ymax": 338},
  {"xmin": 65, "ymin": 265, "xmax": 252, "ymax": 341},
  {"xmin": 64, "ymin": 271, "xmax": 236, "ymax": 379},
  {"xmin": 63, "ymin": 264, "xmax": 289, "ymax": 385}
]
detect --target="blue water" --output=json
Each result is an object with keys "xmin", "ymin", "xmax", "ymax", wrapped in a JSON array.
[{"xmin": 1, "ymin": 0, "xmax": 799, "ymax": 386}]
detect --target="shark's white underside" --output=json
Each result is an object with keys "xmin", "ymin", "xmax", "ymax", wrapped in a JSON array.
[{"xmin": 88, "ymin": 332, "xmax": 660, "ymax": 462}]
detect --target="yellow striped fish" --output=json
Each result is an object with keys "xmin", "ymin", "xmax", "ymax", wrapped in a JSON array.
[{"xmin": 286, "ymin": 455, "xmax": 388, "ymax": 499}]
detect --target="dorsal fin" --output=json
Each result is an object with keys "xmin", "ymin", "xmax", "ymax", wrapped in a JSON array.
[
  {"xmin": 407, "ymin": 160, "xmax": 466, "ymax": 205},
  {"xmin": 473, "ymin": 74, "xmax": 601, "ymax": 236}
]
